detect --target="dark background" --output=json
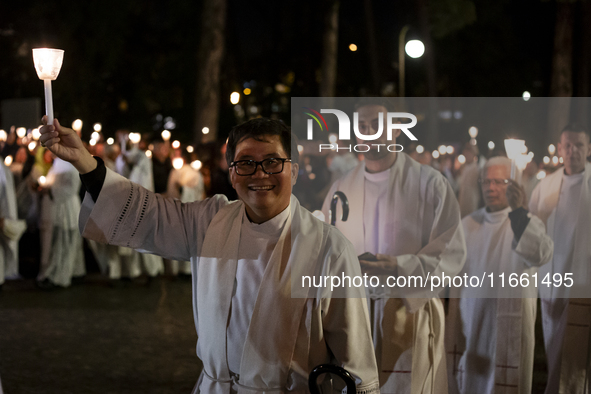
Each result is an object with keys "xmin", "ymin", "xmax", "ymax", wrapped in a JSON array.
[{"xmin": 0, "ymin": 0, "xmax": 586, "ymax": 147}]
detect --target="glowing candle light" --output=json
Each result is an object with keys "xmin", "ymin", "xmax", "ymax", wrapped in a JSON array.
[
  {"xmin": 172, "ymin": 157, "xmax": 184, "ymax": 170},
  {"xmin": 129, "ymin": 132, "xmax": 141, "ymax": 144},
  {"xmin": 32, "ymin": 48, "xmax": 64, "ymax": 125},
  {"xmin": 504, "ymin": 139, "xmax": 526, "ymax": 179},
  {"xmin": 191, "ymin": 160, "xmax": 203, "ymax": 170},
  {"xmin": 16, "ymin": 127, "xmax": 27, "ymax": 138}
]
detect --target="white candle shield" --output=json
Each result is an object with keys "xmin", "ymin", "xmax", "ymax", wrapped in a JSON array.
[{"xmin": 33, "ymin": 48, "xmax": 64, "ymax": 125}]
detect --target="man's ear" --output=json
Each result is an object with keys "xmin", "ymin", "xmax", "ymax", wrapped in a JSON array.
[
  {"xmin": 291, "ymin": 162, "xmax": 299, "ymax": 185},
  {"xmin": 229, "ymin": 167, "xmax": 237, "ymax": 190}
]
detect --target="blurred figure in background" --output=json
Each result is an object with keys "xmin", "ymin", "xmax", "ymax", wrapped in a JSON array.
[
  {"xmin": 151, "ymin": 138, "xmax": 172, "ymax": 195},
  {"xmin": 458, "ymin": 142, "xmax": 482, "ymax": 218},
  {"xmin": 202, "ymin": 141, "xmax": 237, "ymax": 200},
  {"xmin": 85, "ymin": 142, "xmax": 123, "ymax": 278},
  {"xmin": 0, "ymin": 157, "xmax": 25, "ymax": 288},
  {"xmin": 521, "ymin": 160, "xmax": 540, "ymax": 202},
  {"xmin": 165, "ymin": 148, "xmax": 205, "ymax": 276},
  {"xmin": 36, "ymin": 155, "xmax": 85, "ymax": 289}
]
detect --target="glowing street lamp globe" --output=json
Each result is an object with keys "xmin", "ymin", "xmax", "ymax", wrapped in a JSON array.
[{"xmin": 405, "ymin": 40, "xmax": 425, "ymax": 59}]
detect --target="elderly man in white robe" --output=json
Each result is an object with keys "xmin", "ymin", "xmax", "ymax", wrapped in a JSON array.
[
  {"xmin": 39, "ymin": 116, "xmax": 380, "ymax": 393},
  {"xmin": 322, "ymin": 99, "xmax": 467, "ymax": 394},
  {"xmin": 529, "ymin": 124, "xmax": 591, "ymax": 394},
  {"xmin": 446, "ymin": 156, "xmax": 553, "ymax": 394}
]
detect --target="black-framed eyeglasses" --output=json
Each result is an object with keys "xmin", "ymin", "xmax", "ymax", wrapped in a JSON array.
[
  {"xmin": 230, "ymin": 158, "xmax": 292, "ymax": 176},
  {"xmin": 478, "ymin": 178, "xmax": 510, "ymax": 187}
]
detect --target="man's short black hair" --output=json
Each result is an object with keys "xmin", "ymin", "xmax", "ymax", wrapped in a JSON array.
[
  {"xmin": 561, "ymin": 123, "xmax": 591, "ymax": 141},
  {"xmin": 225, "ymin": 118, "xmax": 298, "ymax": 167},
  {"xmin": 353, "ymin": 98, "xmax": 395, "ymax": 112}
]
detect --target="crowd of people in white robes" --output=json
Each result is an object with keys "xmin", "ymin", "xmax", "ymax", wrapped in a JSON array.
[{"xmin": 0, "ymin": 128, "xmax": 207, "ymax": 289}]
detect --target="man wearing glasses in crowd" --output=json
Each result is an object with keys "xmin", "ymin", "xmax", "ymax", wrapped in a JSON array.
[
  {"xmin": 446, "ymin": 156, "xmax": 552, "ymax": 393},
  {"xmin": 39, "ymin": 116, "xmax": 380, "ymax": 393}
]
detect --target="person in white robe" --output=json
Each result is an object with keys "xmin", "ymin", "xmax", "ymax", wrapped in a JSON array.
[
  {"xmin": 457, "ymin": 143, "xmax": 482, "ymax": 218},
  {"xmin": 0, "ymin": 158, "xmax": 25, "ymax": 287},
  {"xmin": 445, "ymin": 157, "xmax": 553, "ymax": 394},
  {"xmin": 36, "ymin": 157, "xmax": 86, "ymax": 288},
  {"xmin": 99, "ymin": 141, "xmax": 164, "ymax": 281},
  {"xmin": 166, "ymin": 153, "xmax": 205, "ymax": 276},
  {"xmin": 529, "ymin": 124, "xmax": 591, "ymax": 394},
  {"xmin": 521, "ymin": 160, "xmax": 540, "ymax": 202},
  {"xmin": 322, "ymin": 100, "xmax": 467, "ymax": 394},
  {"xmin": 39, "ymin": 117, "xmax": 380, "ymax": 393}
]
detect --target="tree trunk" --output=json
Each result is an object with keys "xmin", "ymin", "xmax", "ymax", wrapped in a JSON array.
[
  {"xmin": 416, "ymin": 0, "xmax": 439, "ymax": 148},
  {"xmin": 573, "ymin": 0, "xmax": 591, "ymax": 129},
  {"xmin": 364, "ymin": 0, "xmax": 380, "ymax": 95},
  {"xmin": 319, "ymin": 0, "xmax": 339, "ymax": 98},
  {"xmin": 547, "ymin": 1, "xmax": 574, "ymax": 144},
  {"xmin": 194, "ymin": 0, "xmax": 227, "ymax": 144}
]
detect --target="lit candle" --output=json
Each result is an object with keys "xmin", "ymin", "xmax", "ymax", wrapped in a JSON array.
[
  {"xmin": 504, "ymin": 139, "xmax": 526, "ymax": 180},
  {"xmin": 172, "ymin": 157, "xmax": 184, "ymax": 170},
  {"xmin": 191, "ymin": 160, "xmax": 202, "ymax": 170},
  {"xmin": 32, "ymin": 48, "xmax": 64, "ymax": 126}
]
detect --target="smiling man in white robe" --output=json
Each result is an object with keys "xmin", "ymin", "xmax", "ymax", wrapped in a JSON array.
[
  {"xmin": 322, "ymin": 99, "xmax": 467, "ymax": 394},
  {"xmin": 445, "ymin": 157, "xmax": 553, "ymax": 394},
  {"xmin": 529, "ymin": 124, "xmax": 591, "ymax": 394},
  {"xmin": 39, "ymin": 116, "xmax": 379, "ymax": 393}
]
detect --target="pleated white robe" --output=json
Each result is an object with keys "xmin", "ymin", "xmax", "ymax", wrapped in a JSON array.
[
  {"xmin": 529, "ymin": 164, "xmax": 591, "ymax": 394},
  {"xmin": 322, "ymin": 153, "xmax": 467, "ymax": 394},
  {"xmin": 446, "ymin": 207, "xmax": 552, "ymax": 394},
  {"xmin": 79, "ymin": 168, "xmax": 380, "ymax": 393}
]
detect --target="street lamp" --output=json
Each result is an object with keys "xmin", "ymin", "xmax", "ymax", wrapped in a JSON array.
[{"xmin": 399, "ymin": 25, "xmax": 424, "ymax": 97}]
